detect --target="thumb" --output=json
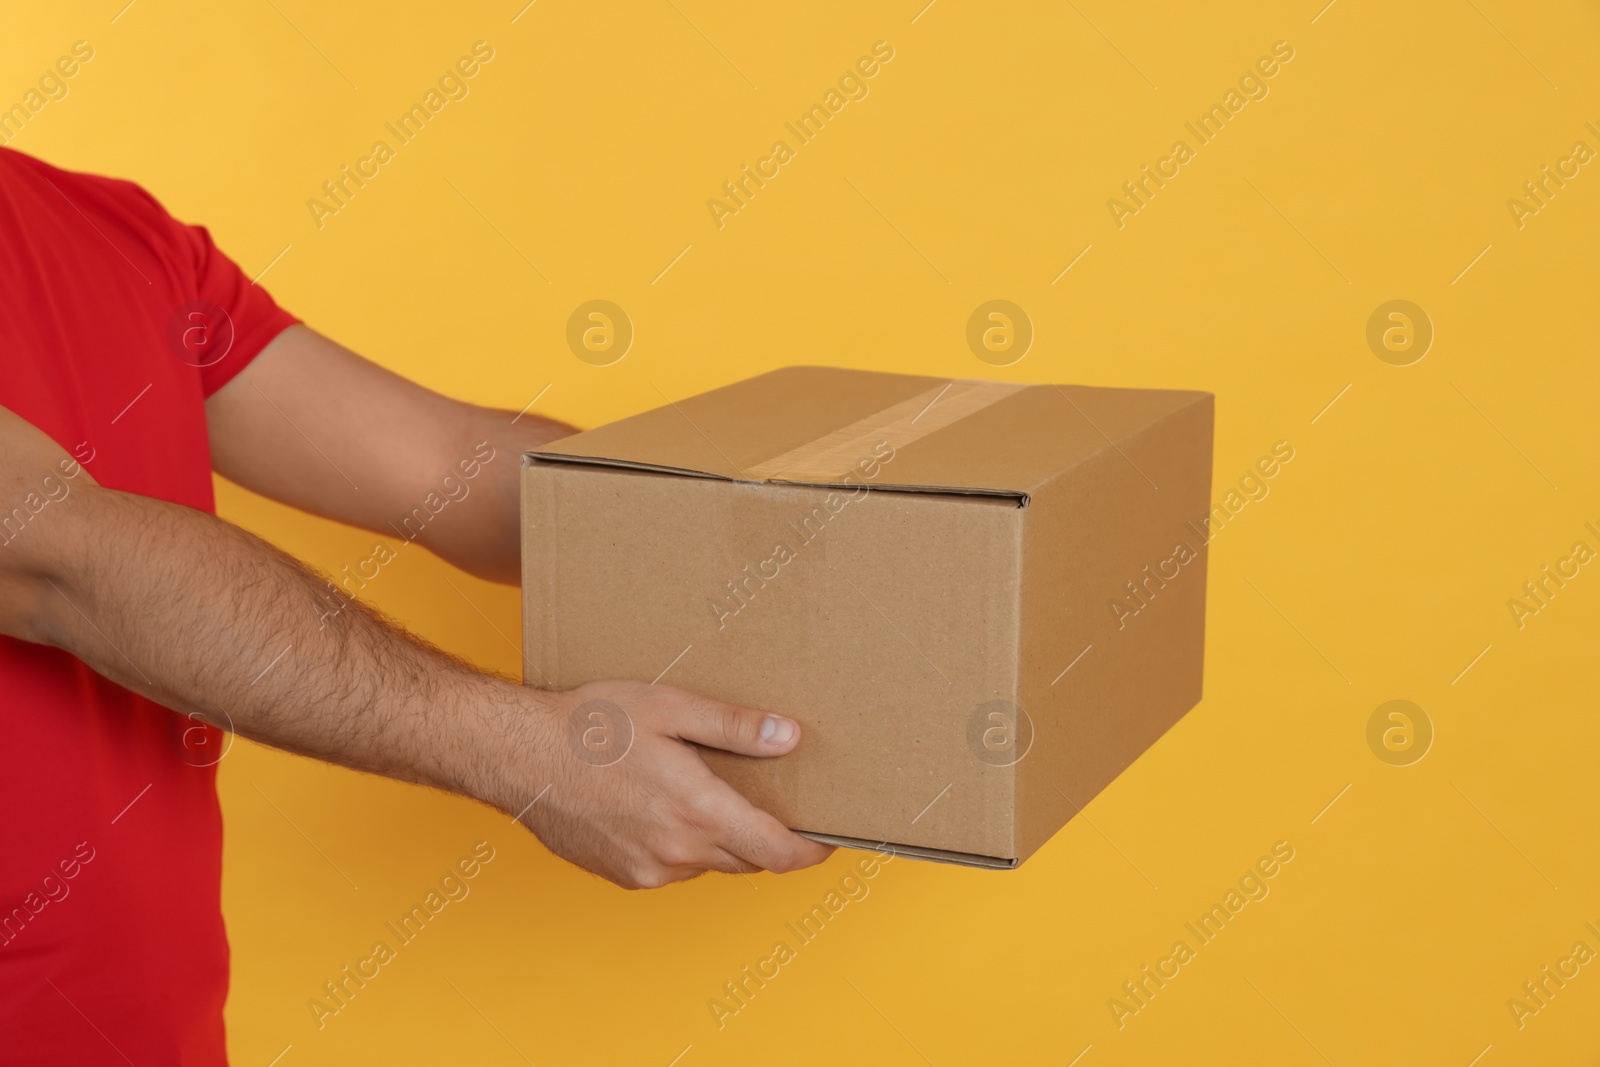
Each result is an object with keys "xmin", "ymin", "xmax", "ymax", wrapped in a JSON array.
[{"xmin": 666, "ymin": 693, "xmax": 803, "ymax": 757}]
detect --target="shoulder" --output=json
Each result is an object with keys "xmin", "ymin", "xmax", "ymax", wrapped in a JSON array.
[{"xmin": 1, "ymin": 147, "xmax": 182, "ymax": 231}]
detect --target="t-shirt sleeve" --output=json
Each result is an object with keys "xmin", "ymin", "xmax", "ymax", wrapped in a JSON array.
[
  {"xmin": 173, "ymin": 221, "xmax": 301, "ymax": 397},
  {"xmin": 54, "ymin": 168, "xmax": 302, "ymax": 399}
]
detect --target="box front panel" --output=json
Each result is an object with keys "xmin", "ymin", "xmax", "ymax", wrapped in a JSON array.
[{"xmin": 522, "ymin": 462, "xmax": 1025, "ymax": 858}]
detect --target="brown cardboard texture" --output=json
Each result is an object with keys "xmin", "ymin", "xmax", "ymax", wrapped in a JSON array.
[{"xmin": 521, "ymin": 366, "xmax": 1213, "ymax": 868}]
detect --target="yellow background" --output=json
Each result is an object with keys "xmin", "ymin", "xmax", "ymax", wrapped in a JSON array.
[{"xmin": 8, "ymin": 0, "xmax": 1600, "ymax": 1062}]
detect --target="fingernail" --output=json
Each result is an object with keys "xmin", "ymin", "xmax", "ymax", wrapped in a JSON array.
[{"xmin": 760, "ymin": 715, "xmax": 795, "ymax": 745}]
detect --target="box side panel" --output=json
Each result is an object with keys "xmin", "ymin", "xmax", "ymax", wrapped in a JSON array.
[
  {"xmin": 1014, "ymin": 395, "xmax": 1214, "ymax": 862},
  {"xmin": 521, "ymin": 462, "xmax": 565, "ymax": 687},
  {"xmin": 520, "ymin": 462, "xmax": 1024, "ymax": 858}
]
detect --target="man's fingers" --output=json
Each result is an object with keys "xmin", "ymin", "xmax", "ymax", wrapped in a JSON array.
[
  {"xmin": 666, "ymin": 692, "xmax": 802, "ymax": 757},
  {"xmin": 721, "ymin": 808, "xmax": 835, "ymax": 874},
  {"xmin": 680, "ymin": 778, "xmax": 833, "ymax": 875},
  {"xmin": 651, "ymin": 786, "xmax": 763, "ymax": 875}
]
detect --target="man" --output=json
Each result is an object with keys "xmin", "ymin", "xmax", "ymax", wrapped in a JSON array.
[{"xmin": 0, "ymin": 146, "xmax": 830, "ymax": 1062}]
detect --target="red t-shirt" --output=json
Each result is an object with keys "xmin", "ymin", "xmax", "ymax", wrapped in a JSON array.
[{"xmin": 0, "ymin": 147, "xmax": 297, "ymax": 1064}]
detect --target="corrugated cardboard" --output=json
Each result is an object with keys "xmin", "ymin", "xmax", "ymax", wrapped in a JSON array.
[{"xmin": 521, "ymin": 366, "xmax": 1213, "ymax": 868}]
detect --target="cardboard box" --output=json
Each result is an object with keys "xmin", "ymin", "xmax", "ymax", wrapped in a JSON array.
[{"xmin": 522, "ymin": 367, "xmax": 1213, "ymax": 868}]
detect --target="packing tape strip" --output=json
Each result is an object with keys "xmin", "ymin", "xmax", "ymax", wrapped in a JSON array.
[{"xmin": 744, "ymin": 379, "xmax": 1028, "ymax": 483}]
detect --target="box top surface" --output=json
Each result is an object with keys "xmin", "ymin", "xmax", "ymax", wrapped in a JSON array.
[{"xmin": 529, "ymin": 366, "xmax": 1211, "ymax": 500}]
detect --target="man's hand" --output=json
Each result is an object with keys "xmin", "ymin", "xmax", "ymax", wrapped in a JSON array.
[{"xmin": 518, "ymin": 682, "xmax": 830, "ymax": 889}]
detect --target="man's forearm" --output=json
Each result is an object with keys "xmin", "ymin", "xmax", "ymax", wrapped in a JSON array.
[
  {"xmin": 3, "ymin": 399, "xmax": 828, "ymax": 890},
  {"xmin": 421, "ymin": 402, "xmax": 571, "ymax": 584},
  {"xmin": 205, "ymin": 325, "xmax": 575, "ymax": 586},
  {"xmin": 9, "ymin": 466, "xmax": 545, "ymax": 814}
]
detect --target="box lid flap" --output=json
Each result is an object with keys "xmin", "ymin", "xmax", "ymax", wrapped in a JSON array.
[{"xmin": 529, "ymin": 366, "xmax": 1210, "ymax": 499}]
